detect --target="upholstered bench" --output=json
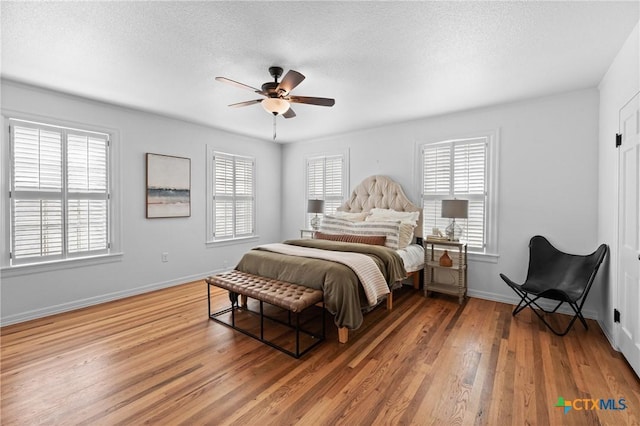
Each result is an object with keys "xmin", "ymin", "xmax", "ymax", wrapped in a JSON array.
[{"xmin": 206, "ymin": 270, "xmax": 325, "ymax": 358}]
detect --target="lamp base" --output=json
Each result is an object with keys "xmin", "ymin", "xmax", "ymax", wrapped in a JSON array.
[
  {"xmin": 445, "ymin": 220, "xmax": 463, "ymax": 241},
  {"xmin": 310, "ymin": 215, "xmax": 322, "ymax": 230}
]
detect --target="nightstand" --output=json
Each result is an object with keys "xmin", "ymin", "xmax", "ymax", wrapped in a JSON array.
[
  {"xmin": 300, "ymin": 229, "xmax": 315, "ymax": 239},
  {"xmin": 424, "ymin": 238, "xmax": 467, "ymax": 304}
]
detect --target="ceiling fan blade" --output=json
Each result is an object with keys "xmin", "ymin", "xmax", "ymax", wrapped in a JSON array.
[
  {"xmin": 228, "ymin": 99, "xmax": 262, "ymax": 108},
  {"xmin": 215, "ymin": 77, "xmax": 267, "ymax": 96},
  {"xmin": 276, "ymin": 70, "xmax": 305, "ymax": 95},
  {"xmin": 283, "ymin": 107, "xmax": 296, "ymax": 119},
  {"xmin": 288, "ymin": 96, "xmax": 335, "ymax": 107}
]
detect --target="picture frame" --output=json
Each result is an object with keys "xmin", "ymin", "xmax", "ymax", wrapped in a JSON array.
[{"xmin": 146, "ymin": 153, "xmax": 191, "ymax": 218}]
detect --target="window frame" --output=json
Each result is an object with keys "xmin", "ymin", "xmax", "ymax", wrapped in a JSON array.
[
  {"xmin": 206, "ymin": 146, "xmax": 257, "ymax": 244},
  {"xmin": 417, "ymin": 130, "xmax": 499, "ymax": 258},
  {"xmin": 1, "ymin": 112, "xmax": 122, "ymax": 273},
  {"xmin": 304, "ymin": 150, "xmax": 349, "ymax": 228}
]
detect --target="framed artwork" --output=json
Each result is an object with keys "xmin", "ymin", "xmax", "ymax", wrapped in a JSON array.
[{"xmin": 146, "ymin": 153, "xmax": 191, "ymax": 218}]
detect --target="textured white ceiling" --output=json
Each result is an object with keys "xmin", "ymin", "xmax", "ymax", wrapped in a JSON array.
[{"xmin": 2, "ymin": 1, "xmax": 638, "ymax": 143}]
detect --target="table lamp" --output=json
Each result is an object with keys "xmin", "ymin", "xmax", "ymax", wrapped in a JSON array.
[
  {"xmin": 441, "ymin": 199, "xmax": 468, "ymax": 241},
  {"xmin": 307, "ymin": 199, "xmax": 325, "ymax": 230}
]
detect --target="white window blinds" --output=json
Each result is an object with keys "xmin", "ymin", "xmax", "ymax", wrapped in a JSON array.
[
  {"xmin": 212, "ymin": 152, "xmax": 255, "ymax": 240},
  {"xmin": 306, "ymin": 154, "xmax": 344, "ymax": 226},
  {"xmin": 422, "ymin": 137, "xmax": 488, "ymax": 250},
  {"xmin": 9, "ymin": 119, "xmax": 110, "ymax": 264}
]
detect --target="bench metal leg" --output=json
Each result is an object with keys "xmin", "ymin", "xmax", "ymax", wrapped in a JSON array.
[
  {"xmin": 260, "ymin": 300, "xmax": 264, "ymax": 340},
  {"xmin": 295, "ymin": 313, "xmax": 300, "ymax": 356},
  {"xmin": 207, "ymin": 283, "xmax": 325, "ymax": 358}
]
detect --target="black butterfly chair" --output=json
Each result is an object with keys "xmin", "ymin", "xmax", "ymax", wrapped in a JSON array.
[{"xmin": 500, "ymin": 236, "xmax": 608, "ymax": 336}]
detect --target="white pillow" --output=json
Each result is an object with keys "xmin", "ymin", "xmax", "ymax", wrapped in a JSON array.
[
  {"xmin": 319, "ymin": 217, "xmax": 402, "ymax": 249},
  {"xmin": 364, "ymin": 209, "xmax": 417, "ymax": 248},
  {"xmin": 367, "ymin": 208, "xmax": 419, "ymax": 225},
  {"xmin": 398, "ymin": 223, "xmax": 416, "ymax": 249},
  {"xmin": 327, "ymin": 211, "xmax": 368, "ymax": 222}
]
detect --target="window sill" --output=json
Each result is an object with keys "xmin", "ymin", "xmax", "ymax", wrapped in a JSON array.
[
  {"xmin": 206, "ymin": 235, "xmax": 260, "ymax": 248},
  {"xmin": 1, "ymin": 252, "xmax": 124, "ymax": 278},
  {"xmin": 468, "ymin": 251, "xmax": 500, "ymax": 264}
]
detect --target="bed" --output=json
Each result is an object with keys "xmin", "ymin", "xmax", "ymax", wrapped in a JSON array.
[{"xmin": 235, "ymin": 175, "xmax": 424, "ymax": 343}]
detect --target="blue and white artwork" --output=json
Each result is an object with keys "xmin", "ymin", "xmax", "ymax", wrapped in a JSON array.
[{"xmin": 146, "ymin": 153, "xmax": 191, "ymax": 218}]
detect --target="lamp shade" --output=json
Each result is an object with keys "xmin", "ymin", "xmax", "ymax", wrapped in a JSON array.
[
  {"xmin": 307, "ymin": 199, "xmax": 325, "ymax": 214},
  {"xmin": 441, "ymin": 199, "xmax": 468, "ymax": 219}
]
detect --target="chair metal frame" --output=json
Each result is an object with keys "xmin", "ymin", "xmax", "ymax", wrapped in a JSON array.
[{"xmin": 501, "ymin": 236, "xmax": 608, "ymax": 336}]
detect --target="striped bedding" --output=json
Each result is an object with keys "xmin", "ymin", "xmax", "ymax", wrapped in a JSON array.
[{"xmin": 319, "ymin": 216, "xmax": 402, "ymax": 249}]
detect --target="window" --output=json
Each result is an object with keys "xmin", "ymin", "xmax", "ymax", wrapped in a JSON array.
[
  {"xmin": 306, "ymin": 154, "xmax": 347, "ymax": 227},
  {"xmin": 209, "ymin": 151, "xmax": 255, "ymax": 241},
  {"xmin": 420, "ymin": 133, "xmax": 498, "ymax": 253},
  {"xmin": 8, "ymin": 119, "xmax": 110, "ymax": 265}
]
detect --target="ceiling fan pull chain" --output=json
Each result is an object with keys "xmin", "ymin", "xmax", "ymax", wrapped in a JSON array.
[{"xmin": 273, "ymin": 115, "xmax": 277, "ymax": 141}]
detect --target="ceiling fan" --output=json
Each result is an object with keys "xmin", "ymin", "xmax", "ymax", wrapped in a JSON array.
[{"xmin": 215, "ymin": 66, "xmax": 335, "ymax": 119}]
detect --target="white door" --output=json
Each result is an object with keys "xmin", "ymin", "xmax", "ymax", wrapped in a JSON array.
[{"xmin": 617, "ymin": 92, "xmax": 640, "ymax": 377}]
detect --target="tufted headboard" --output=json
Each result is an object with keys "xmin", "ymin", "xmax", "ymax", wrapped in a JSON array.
[{"xmin": 337, "ymin": 175, "xmax": 423, "ymax": 238}]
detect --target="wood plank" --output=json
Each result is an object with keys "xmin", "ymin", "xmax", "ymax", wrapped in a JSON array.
[{"xmin": 1, "ymin": 281, "xmax": 638, "ymax": 425}]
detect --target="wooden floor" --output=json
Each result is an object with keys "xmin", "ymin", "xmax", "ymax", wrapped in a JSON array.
[{"xmin": 2, "ymin": 281, "xmax": 639, "ymax": 425}]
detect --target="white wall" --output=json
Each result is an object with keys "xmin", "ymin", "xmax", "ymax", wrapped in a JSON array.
[
  {"xmin": 282, "ymin": 88, "xmax": 601, "ymax": 315},
  {"xmin": 0, "ymin": 80, "xmax": 282, "ymax": 324},
  {"xmin": 597, "ymin": 21, "xmax": 640, "ymax": 344}
]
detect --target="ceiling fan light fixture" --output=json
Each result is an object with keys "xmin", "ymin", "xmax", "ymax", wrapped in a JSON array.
[{"xmin": 261, "ymin": 97, "xmax": 290, "ymax": 115}]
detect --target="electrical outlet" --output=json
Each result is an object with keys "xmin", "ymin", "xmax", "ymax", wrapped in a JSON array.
[
  {"xmin": 223, "ymin": 259, "xmax": 229, "ymax": 268},
  {"xmin": 161, "ymin": 252, "xmax": 169, "ymax": 262}
]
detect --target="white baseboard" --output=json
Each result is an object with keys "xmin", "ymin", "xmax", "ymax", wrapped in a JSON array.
[
  {"xmin": 597, "ymin": 318, "xmax": 619, "ymax": 351},
  {"xmin": 0, "ymin": 268, "xmax": 229, "ymax": 326},
  {"xmin": 467, "ymin": 288, "xmax": 598, "ymax": 320}
]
